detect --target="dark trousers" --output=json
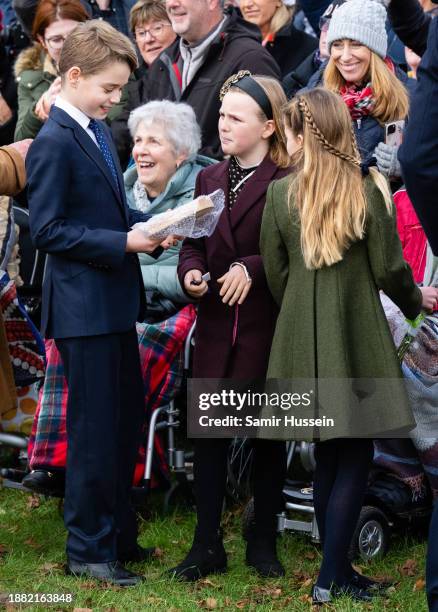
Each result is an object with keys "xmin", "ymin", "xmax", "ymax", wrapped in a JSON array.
[
  {"xmin": 55, "ymin": 329, "xmax": 144, "ymax": 563},
  {"xmin": 427, "ymin": 498, "xmax": 438, "ymax": 612},
  {"xmin": 193, "ymin": 438, "xmax": 287, "ymax": 538}
]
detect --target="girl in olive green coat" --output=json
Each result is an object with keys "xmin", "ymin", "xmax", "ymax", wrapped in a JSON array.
[{"xmin": 260, "ymin": 88, "xmax": 434, "ymax": 605}]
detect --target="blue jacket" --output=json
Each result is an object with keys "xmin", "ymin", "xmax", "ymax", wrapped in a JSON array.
[
  {"xmin": 27, "ymin": 106, "xmax": 152, "ymax": 339},
  {"xmin": 399, "ymin": 17, "xmax": 438, "ymax": 255},
  {"xmin": 125, "ymin": 154, "xmax": 216, "ymax": 303}
]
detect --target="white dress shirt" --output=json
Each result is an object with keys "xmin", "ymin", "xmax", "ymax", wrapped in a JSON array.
[{"xmin": 54, "ymin": 95, "xmax": 99, "ymax": 147}]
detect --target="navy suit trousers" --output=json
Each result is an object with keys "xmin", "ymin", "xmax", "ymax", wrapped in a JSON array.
[
  {"xmin": 55, "ymin": 329, "xmax": 144, "ymax": 563},
  {"xmin": 427, "ymin": 499, "xmax": 438, "ymax": 612}
]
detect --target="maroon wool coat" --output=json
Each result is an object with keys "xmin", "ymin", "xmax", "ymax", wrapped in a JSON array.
[{"xmin": 177, "ymin": 155, "xmax": 290, "ymax": 379}]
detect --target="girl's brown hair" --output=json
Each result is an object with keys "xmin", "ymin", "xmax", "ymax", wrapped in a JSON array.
[
  {"xmin": 32, "ymin": 0, "xmax": 89, "ymax": 40},
  {"xmin": 229, "ymin": 75, "xmax": 291, "ymax": 169},
  {"xmin": 283, "ymin": 88, "xmax": 392, "ymax": 270},
  {"xmin": 324, "ymin": 51, "xmax": 409, "ymax": 123}
]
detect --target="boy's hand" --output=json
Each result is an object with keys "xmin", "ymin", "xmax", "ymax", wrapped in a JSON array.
[
  {"xmin": 160, "ymin": 234, "xmax": 182, "ymax": 249},
  {"xmin": 126, "ymin": 229, "xmax": 163, "ymax": 253},
  {"xmin": 184, "ymin": 269, "xmax": 208, "ymax": 298}
]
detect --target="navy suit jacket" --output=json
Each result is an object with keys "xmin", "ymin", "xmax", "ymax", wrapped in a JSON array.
[
  {"xmin": 26, "ymin": 106, "xmax": 151, "ymax": 338},
  {"xmin": 399, "ymin": 17, "xmax": 438, "ymax": 255}
]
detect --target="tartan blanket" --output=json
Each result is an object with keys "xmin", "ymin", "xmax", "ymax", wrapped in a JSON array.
[
  {"xmin": 0, "ymin": 270, "xmax": 45, "ymax": 389},
  {"xmin": 28, "ymin": 305, "xmax": 196, "ymax": 487}
]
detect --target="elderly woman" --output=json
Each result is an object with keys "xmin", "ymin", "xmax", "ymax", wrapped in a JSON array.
[
  {"xmin": 125, "ymin": 100, "xmax": 215, "ymax": 314},
  {"xmin": 14, "ymin": 0, "xmax": 89, "ymax": 140},
  {"xmin": 240, "ymin": 0, "xmax": 317, "ymax": 77},
  {"xmin": 111, "ymin": 0, "xmax": 176, "ymax": 167},
  {"xmin": 23, "ymin": 101, "xmax": 215, "ymax": 496}
]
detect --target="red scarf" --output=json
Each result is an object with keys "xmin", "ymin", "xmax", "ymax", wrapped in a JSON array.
[{"xmin": 340, "ymin": 57, "xmax": 396, "ymax": 120}]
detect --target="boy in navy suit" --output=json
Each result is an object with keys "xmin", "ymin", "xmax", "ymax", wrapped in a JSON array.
[{"xmin": 26, "ymin": 21, "xmax": 175, "ymax": 585}]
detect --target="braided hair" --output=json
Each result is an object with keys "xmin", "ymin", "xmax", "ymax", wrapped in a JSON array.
[{"xmin": 283, "ymin": 88, "xmax": 391, "ymax": 270}]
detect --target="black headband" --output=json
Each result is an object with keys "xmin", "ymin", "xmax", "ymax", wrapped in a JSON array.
[{"xmin": 220, "ymin": 71, "xmax": 273, "ymax": 120}]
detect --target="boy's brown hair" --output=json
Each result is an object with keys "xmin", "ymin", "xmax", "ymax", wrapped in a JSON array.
[{"xmin": 59, "ymin": 20, "xmax": 138, "ymax": 78}]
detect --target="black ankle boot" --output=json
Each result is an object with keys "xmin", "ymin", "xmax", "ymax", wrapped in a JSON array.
[
  {"xmin": 168, "ymin": 527, "xmax": 227, "ymax": 582},
  {"xmin": 246, "ymin": 532, "xmax": 285, "ymax": 578}
]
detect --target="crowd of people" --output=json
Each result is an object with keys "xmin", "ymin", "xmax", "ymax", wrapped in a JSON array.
[{"xmin": 0, "ymin": 0, "xmax": 437, "ymax": 608}]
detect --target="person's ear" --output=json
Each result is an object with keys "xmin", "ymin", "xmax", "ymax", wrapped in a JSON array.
[
  {"xmin": 262, "ymin": 119, "xmax": 276, "ymax": 140},
  {"xmin": 67, "ymin": 66, "xmax": 82, "ymax": 88},
  {"xmin": 37, "ymin": 34, "xmax": 46, "ymax": 50},
  {"xmin": 296, "ymin": 133, "xmax": 303, "ymax": 147}
]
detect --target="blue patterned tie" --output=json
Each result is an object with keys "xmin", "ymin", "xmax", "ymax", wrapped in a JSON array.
[{"xmin": 88, "ymin": 119, "xmax": 120, "ymax": 196}]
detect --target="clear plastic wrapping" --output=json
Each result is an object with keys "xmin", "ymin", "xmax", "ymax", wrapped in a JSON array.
[{"xmin": 133, "ymin": 189, "xmax": 225, "ymax": 240}]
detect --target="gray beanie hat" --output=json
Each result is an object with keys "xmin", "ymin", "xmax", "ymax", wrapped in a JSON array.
[{"xmin": 327, "ymin": 0, "xmax": 388, "ymax": 59}]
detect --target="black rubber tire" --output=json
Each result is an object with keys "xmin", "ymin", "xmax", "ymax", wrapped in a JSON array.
[{"xmin": 349, "ymin": 505, "xmax": 390, "ymax": 561}]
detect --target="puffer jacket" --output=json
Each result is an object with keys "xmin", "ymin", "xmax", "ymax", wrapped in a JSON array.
[
  {"xmin": 124, "ymin": 154, "xmax": 216, "ymax": 302},
  {"xmin": 305, "ymin": 60, "xmax": 415, "ymax": 161}
]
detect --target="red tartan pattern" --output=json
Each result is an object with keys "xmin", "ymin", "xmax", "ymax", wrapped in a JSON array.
[{"xmin": 28, "ymin": 305, "xmax": 196, "ymax": 486}]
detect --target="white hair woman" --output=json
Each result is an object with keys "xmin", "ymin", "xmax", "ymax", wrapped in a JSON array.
[{"xmin": 125, "ymin": 100, "xmax": 216, "ymax": 310}]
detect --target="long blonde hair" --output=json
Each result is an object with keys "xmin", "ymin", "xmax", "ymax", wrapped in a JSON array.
[
  {"xmin": 284, "ymin": 88, "xmax": 392, "ymax": 270},
  {"xmin": 270, "ymin": 3, "xmax": 294, "ymax": 35},
  {"xmin": 223, "ymin": 73, "xmax": 291, "ymax": 168},
  {"xmin": 324, "ymin": 51, "xmax": 409, "ymax": 123}
]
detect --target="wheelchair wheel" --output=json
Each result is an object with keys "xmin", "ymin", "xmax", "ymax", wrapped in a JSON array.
[
  {"xmin": 226, "ymin": 437, "xmax": 254, "ymax": 503},
  {"xmin": 349, "ymin": 506, "xmax": 390, "ymax": 561}
]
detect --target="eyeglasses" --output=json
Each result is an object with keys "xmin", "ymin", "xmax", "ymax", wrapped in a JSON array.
[
  {"xmin": 135, "ymin": 22, "xmax": 172, "ymax": 40},
  {"xmin": 45, "ymin": 34, "xmax": 68, "ymax": 50}
]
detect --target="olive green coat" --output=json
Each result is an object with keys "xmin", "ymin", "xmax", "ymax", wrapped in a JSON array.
[
  {"xmin": 14, "ymin": 46, "xmax": 124, "ymax": 141},
  {"xmin": 260, "ymin": 175, "xmax": 423, "ymax": 440}
]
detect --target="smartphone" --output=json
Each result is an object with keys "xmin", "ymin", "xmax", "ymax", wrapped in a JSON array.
[
  {"xmin": 191, "ymin": 272, "xmax": 211, "ymax": 286},
  {"xmin": 385, "ymin": 120, "xmax": 405, "ymax": 147}
]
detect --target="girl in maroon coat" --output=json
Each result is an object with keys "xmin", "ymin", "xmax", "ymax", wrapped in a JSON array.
[{"xmin": 171, "ymin": 72, "xmax": 291, "ymax": 581}]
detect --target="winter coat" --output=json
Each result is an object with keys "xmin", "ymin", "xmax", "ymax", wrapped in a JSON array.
[
  {"xmin": 399, "ymin": 17, "xmax": 438, "ymax": 255},
  {"xmin": 264, "ymin": 21, "xmax": 317, "ymax": 79},
  {"xmin": 14, "ymin": 45, "xmax": 122, "ymax": 141},
  {"xmin": 306, "ymin": 61, "xmax": 414, "ymax": 161},
  {"xmin": 14, "ymin": 45, "xmax": 57, "ymax": 140},
  {"xmin": 124, "ymin": 154, "xmax": 216, "ymax": 303},
  {"xmin": 283, "ymin": 49, "xmax": 321, "ymax": 99},
  {"xmin": 260, "ymin": 175, "xmax": 423, "ymax": 439},
  {"xmin": 0, "ymin": 145, "xmax": 26, "ymax": 195},
  {"xmin": 393, "ymin": 188, "xmax": 428, "ymax": 284},
  {"xmin": 177, "ymin": 155, "xmax": 290, "ymax": 379},
  {"xmin": 111, "ymin": 7, "xmax": 281, "ymax": 163}
]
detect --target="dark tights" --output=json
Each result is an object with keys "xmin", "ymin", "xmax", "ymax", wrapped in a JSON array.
[
  {"xmin": 193, "ymin": 438, "xmax": 287, "ymax": 539},
  {"xmin": 313, "ymin": 438, "xmax": 374, "ymax": 588}
]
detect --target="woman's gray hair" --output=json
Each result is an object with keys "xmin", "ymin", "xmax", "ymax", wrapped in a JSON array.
[{"xmin": 128, "ymin": 100, "xmax": 202, "ymax": 159}]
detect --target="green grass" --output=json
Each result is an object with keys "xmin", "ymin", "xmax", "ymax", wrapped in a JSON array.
[{"xmin": 0, "ymin": 487, "xmax": 430, "ymax": 612}]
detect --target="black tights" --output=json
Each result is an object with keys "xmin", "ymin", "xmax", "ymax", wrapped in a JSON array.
[
  {"xmin": 313, "ymin": 438, "xmax": 374, "ymax": 588},
  {"xmin": 193, "ymin": 438, "xmax": 287, "ymax": 538}
]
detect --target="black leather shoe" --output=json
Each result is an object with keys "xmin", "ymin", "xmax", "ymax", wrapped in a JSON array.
[
  {"xmin": 350, "ymin": 570, "xmax": 393, "ymax": 592},
  {"xmin": 22, "ymin": 470, "xmax": 65, "ymax": 497},
  {"xmin": 168, "ymin": 528, "xmax": 227, "ymax": 582},
  {"xmin": 66, "ymin": 560, "xmax": 143, "ymax": 586},
  {"xmin": 311, "ymin": 583, "xmax": 375, "ymax": 604},
  {"xmin": 118, "ymin": 544, "xmax": 157, "ymax": 563},
  {"xmin": 246, "ymin": 534, "xmax": 285, "ymax": 578}
]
